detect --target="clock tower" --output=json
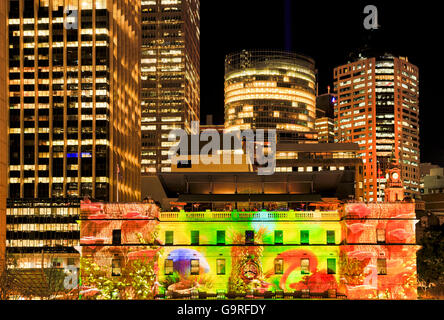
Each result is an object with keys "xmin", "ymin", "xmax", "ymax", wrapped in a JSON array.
[{"xmin": 384, "ymin": 156, "xmax": 404, "ymax": 202}]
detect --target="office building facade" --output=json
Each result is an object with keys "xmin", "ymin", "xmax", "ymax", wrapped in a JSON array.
[
  {"xmin": 141, "ymin": 0, "xmax": 200, "ymax": 174},
  {"xmin": 7, "ymin": 0, "xmax": 141, "ymax": 202},
  {"xmin": 6, "ymin": 198, "xmax": 80, "ymax": 269},
  {"xmin": 333, "ymin": 54, "xmax": 420, "ymax": 202},
  {"xmin": 1, "ymin": 0, "xmax": 8, "ymax": 273},
  {"xmin": 315, "ymin": 92, "xmax": 335, "ymax": 143},
  {"xmin": 315, "ymin": 117, "xmax": 334, "ymax": 143}
]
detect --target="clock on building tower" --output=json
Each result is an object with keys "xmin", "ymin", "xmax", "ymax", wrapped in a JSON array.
[{"xmin": 384, "ymin": 161, "xmax": 404, "ymax": 202}]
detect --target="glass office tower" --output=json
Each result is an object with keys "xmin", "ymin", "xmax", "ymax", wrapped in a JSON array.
[
  {"xmin": 8, "ymin": 0, "xmax": 141, "ymax": 202},
  {"xmin": 141, "ymin": 0, "xmax": 200, "ymax": 174}
]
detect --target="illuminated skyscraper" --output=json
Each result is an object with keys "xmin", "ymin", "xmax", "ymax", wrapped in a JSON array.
[
  {"xmin": 8, "ymin": 0, "xmax": 141, "ymax": 202},
  {"xmin": 315, "ymin": 92, "xmax": 335, "ymax": 144},
  {"xmin": 224, "ymin": 50, "xmax": 317, "ymax": 143},
  {"xmin": 315, "ymin": 117, "xmax": 334, "ymax": 143},
  {"xmin": 0, "ymin": 0, "xmax": 8, "ymax": 272},
  {"xmin": 333, "ymin": 53, "xmax": 420, "ymax": 202},
  {"xmin": 140, "ymin": 0, "xmax": 200, "ymax": 174}
]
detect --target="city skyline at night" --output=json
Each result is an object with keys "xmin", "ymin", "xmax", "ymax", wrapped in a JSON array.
[
  {"xmin": 1, "ymin": 0, "xmax": 444, "ymax": 306},
  {"xmin": 200, "ymin": 0, "xmax": 443, "ymax": 167}
]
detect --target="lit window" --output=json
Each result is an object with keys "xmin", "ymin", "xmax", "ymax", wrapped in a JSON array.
[
  {"xmin": 301, "ymin": 258, "xmax": 310, "ymax": 274},
  {"xmin": 217, "ymin": 259, "xmax": 226, "ymax": 275},
  {"xmin": 165, "ymin": 231, "xmax": 174, "ymax": 245},
  {"xmin": 217, "ymin": 230, "xmax": 225, "ymax": 245},
  {"xmin": 300, "ymin": 230, "xmax": 309, "ymax": 244},
  {"xmin": 191, "ymin": 230, "xmax": 199, "ymax": 245},
  {"xmin": 376, "ymin": 229, "xmax": 385, "ymax": 243},
  {"xmin": 377, "ymin": 258, "xmax": 387, "ymax": 275},
  {"xmin": 245, "ymin": 230, "xmax": 254, "ymax": 245},
  {"xmin": 165, "ymin": 259, "xmax": 174, "ymax": 275},
  {"xmin": 326, "ymin": 230, "xmax": 335, "ymax": 244},
  {"xmin": 274, "ymin": 258, "xmax": 284, "ymax": 274},
  {"xmin": 112, "ymin": 257, "xmax": 121, "ymax": 276},
  {"xmin": 190, "ymin": 259, "xmax": 200, "ymax": 275},
  {"xmin": 274, "ymin": 230, "xmax": 283, "ymax": 245}
]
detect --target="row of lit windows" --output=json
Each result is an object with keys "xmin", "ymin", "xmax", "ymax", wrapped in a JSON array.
[
  {"xmin": 7, "ymin": 223, "xmax": 79, "ymax": 232},
  {"xmin": 7, "ymin": 239, "xmax": 79, "ymax": 248},
  {"xmin": 99, "ymin": 229, "xmax": 337, "ymax": 247},
  {"xmin": 7, "ymin": 207, "xmax": 79, "ymax": 216},
  {"xmin": 162, "ymin": 257, "xmax": 338, "ymax": 277}
]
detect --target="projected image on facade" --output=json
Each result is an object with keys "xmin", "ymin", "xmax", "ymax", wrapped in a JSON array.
[{"xmin": 78, "ymin": 201, "xmax": 419, "ymax": 300}]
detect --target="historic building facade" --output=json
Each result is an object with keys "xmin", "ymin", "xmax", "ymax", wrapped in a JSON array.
[{"xmin": 79, "ymin": 200, "xmax": 419, "ymax": 300}]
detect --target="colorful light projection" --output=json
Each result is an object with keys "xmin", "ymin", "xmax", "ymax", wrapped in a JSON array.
[
  {"xmin": 339, "ymin": 203, "xmax": 419, "ymax": 299},
  {"xmin": 79, "ymin": 201, "xmax": 419, "ymax": 299},
  {"xmin": 79, "ymin": 200, "xmax": 161, "ymax": 299},
  {"xmin": 158, "ymin": 223, "xmax": 341, "ymax": 296}
]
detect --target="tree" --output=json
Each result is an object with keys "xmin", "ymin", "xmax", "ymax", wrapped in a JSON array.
[
  {"xmin": 0, "ymin": 254, "xmax": 20, "ymax": 300},
  {"xmin": 10, "ymin": 252, "xmax": 69, "ymax": 300},
  {"xmin": 417, "ymin": 223, "xmax": 444, "ymax": 298}
]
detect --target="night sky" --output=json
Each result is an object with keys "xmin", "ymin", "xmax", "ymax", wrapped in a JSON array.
[{"xmin": 200, "ymin": 0, "xmax": 443, "ymax": 166}]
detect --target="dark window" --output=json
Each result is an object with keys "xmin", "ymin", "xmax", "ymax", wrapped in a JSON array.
[
  {"xmin": 191, "ymin": 230, "xmax": 199, "ymax": 245},
  {"xmin": 300, "ymin": 230, "xmax": 309, "ymax": 244},
  {"xmin": 165, "ymin": 231, "xmax": 173, "ymax": 245},
  {"xmin": 327, "ymin": 258, "xmax": 336, "ymax": 274},
  {"xmin": 217, "ymin": 230, "xmax": 225, "ymax": 245},
  {"xmin": 112, "ymin": 229, "xmax": 121, "ymax": 245},
  {"xmin": 326, "ymin": 230, "xmax": 335, "ymax": 244},
  {"xmin": 275, "ymin": 230, "xmax": 283, "ymax": 244},
  {"xmin": 245, "ymin": 230, "xmax": 254, "ymax": 245}
]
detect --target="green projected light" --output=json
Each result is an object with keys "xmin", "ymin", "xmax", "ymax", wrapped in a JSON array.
[{"xmin": 78, "ymin": 202, "xmax": 419, "ymax": 300}]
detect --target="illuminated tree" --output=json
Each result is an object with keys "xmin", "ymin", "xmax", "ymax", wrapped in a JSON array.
[{"xmin": 0, "ymin": 254, "xmax": 19, "ymax": 300}]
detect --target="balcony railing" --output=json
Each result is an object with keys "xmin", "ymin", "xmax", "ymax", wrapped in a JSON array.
[{"xmin": 158, "ymin": 210, "xmax": 340, "ymax": 221}]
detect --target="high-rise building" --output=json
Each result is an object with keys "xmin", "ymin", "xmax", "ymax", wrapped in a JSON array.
[
  {"xmin": 140, "ymin": 0, "xmax": 200, "ymax": 174},
  {"xmin": 0, "ymin": 0, "xmax": 8, "ymax": 272},
  {"xmin": 224, "ymin": 50, "xmax": 317, "ymax": 143},
  {"xmin": 333, "ymin": 53, "xmax": 420, "ymax": 202},
  {"xmin": 422, "ymin": 167, "xmax": 444, "ymax": 195},
  {"xmin": 315, "ymin": 92, "xmax": 335, "ymax": 144},
  {"xmin": 315, "ymin": 117, "xmax": 334, "ymax": 143},
  {"xmin": 7, "ymin": 0, "xmax": 142, "ymax": 202},
  {"xmin": 316, "ymin": 91, "xmax": 335, "ymax": 119},
  {"xmin": 6, "ymin": 198, "xmax": 80, "ymax": 270}
]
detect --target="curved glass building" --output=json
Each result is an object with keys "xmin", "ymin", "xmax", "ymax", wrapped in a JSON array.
[{"xmin": 224, "ymin": 50, "xmax": 317, "ymax": 142}]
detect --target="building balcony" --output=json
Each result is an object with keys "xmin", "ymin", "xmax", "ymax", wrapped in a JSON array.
[{"xmin": 158, "ymin": 210, "xmax": 340, "ymax": 222}]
